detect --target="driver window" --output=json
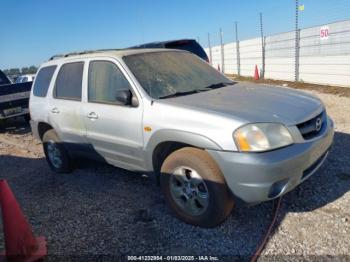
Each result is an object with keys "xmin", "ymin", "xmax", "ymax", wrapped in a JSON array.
[{"xmin": 88, "ymin": 61, "xmax": 131, "ymax": 104}]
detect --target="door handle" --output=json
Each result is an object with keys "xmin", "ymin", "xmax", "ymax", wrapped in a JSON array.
[
  {"xmin": 87, "ymin": 112, "xmax": 99, "ymax": 120},
  {"xmin": 51, "ymin": 107, "xmax": 60, "ymax": 114}
]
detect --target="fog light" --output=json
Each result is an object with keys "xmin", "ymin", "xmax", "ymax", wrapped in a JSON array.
[{"xmin": 268, "ymin": 179, "xmax": 289, "ymax": 199}]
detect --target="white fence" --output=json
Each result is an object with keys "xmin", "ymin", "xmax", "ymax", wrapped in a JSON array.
[{"xmin": 206, "ymin": 20, "xmax": 350, "ymax": 87}]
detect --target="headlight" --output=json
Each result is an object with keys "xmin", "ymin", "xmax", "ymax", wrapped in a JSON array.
[{"xmin": 233, "ymin": 123, "xmax": 293, "ymax": 152}]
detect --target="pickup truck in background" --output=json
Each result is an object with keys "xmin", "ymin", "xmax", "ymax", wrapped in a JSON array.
[
  {"xmin": 0, "ymin": 70, "xmax": 12, "ymax": 85},
  {"xmin": 0, "ymin": 69, "xmax": 32, "ymax": 121}
]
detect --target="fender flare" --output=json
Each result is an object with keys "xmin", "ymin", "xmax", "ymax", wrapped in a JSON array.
[{"xmin": 144, "ymin": 129, "xmax": 222, "ymax": 171}]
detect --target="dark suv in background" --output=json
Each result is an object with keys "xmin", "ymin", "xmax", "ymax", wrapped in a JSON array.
[{"xmin": 128, "ymin": 39, "xmax": 209, "ymax": 62}]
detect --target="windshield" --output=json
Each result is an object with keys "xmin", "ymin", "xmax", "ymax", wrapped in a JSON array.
[
  {"xmin": 15, "ymin": 77, "xmax": 23, "ymax": 83},
  {"xmin": 123, "ymin": 51, "xmax": 233, "ymax": 99}
]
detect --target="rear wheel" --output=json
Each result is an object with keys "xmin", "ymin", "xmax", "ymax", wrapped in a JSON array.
[
  {"xmin": 42, "ymin": 129, "xmax": 73, "ymax": 173},
  {"xmin": 160, "ymin": 147, "xmax": 234, "ymax": 227}
]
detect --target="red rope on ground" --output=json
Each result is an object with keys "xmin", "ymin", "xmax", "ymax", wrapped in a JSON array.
[{"xmin": 250, "ymin": 197, "xmax": 283, "ymax": 262}]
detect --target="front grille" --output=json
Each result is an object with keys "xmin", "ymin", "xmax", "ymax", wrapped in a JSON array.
[{"xmin": 297, "ymin": 111, "xmax": 326, "ymax": 140}]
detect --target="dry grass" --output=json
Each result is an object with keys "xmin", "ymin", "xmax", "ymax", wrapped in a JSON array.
[{"xmin": 226, "ymin": 74, "xmax": 350, "ymax": 98}]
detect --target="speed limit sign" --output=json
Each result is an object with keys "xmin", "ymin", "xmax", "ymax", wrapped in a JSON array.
[{"xmin": 320, "ymin": 26, "xmax": 329, "ymax": 40}]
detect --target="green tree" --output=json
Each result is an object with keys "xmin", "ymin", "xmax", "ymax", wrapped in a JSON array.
[
  {"xmin": 21, "ymin": 67, "xmax": 29, "ymax": 74},
  {"xmin": 9, "ymin": 68, "xmax": 20, "ymax": 75},
  {"xmin": 28, "ymin": 66, "xmax": 38, "ymax": 74}
]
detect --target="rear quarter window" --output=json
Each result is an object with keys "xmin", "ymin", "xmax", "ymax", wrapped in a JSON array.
[
  {"xmin": 33, "ymin": 65, "xmax": 57, "ymax": 97},
  {"xmin": 54, "ymin": 62, "xmax": 84, "ymax": 100}
]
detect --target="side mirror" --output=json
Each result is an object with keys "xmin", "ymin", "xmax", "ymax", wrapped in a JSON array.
[
  {"xmin": 115, "ymin": 89, "xmax": 132, "ymax": 105},
  {"xmin": 131, "ymin": 96, "xmax": 139, "ymax": 107}
]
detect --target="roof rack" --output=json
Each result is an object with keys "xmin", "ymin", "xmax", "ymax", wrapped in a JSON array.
[{"xmin": 48, "ymin": 48, "xmax": 121, "ymax": 61}]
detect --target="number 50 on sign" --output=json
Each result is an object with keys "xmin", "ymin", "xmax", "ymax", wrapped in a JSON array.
[{"xmin": 320, "ymin": 26, "xmax": 329, "ymax": 40}]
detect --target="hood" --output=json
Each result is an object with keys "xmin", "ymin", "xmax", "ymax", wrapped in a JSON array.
[{"xmin": 163, "ymin": 82, "xmax": 324, "ymax": 126}]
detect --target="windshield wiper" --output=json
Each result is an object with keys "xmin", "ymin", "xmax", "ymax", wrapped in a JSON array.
[
  {"xmin": 203, "ymin": 82, "xmax": 234, "ymax": 89},
  {"xmin": 159, "ymin": 90, "xmax": 201, "ymax": 99},
  {"xmin": 158, "ymin": 82, "xmax": 233, "ymax": 99}
]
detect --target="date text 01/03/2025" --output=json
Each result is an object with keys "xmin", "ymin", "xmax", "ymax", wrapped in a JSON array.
[{"xmin": 127, "ymin": 255, "xmax": 219, "ymax": 261}]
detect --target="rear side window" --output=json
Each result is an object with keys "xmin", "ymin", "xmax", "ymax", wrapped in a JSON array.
[
  {"xmin": 33, "ymin": 66, "xmax": 57, "ymax": 97},
  {"xmin": 54, "ymin": 62, "xmax": 84, "ymax": 100},
  {"xmin": 88, "ymin": 61, "xmax": 131, "ymax": 104}
]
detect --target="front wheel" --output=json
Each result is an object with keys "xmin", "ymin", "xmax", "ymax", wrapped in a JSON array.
[
  {"xmin": 42, "ymin": 129, "xmax": 73, "ymax": 173},
  {"xmin": 160, "ymin": 147, "xmax": 234, "ymax": 227}
]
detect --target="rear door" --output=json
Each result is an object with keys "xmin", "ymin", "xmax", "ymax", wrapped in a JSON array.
[
  {"xmin": 48, "ymin": 61, "xmax": 87, "ymax": 147},
  {"xmin": 81, "ymin": 58, "xmax": 145, "ymax": 171}
]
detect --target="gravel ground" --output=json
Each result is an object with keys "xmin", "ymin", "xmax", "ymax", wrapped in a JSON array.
[{"xmin": 0, "ymin": 88, "xmax": 349, "ymax": 261}]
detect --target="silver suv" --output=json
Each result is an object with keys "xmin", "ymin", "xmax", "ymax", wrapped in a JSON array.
[{"xmin": 30, "ymin": 49, "xmax": 334, "ymax": 227}]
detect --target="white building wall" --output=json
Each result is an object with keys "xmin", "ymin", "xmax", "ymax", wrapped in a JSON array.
[
  {"xmin": 205, "ymin": 19, "xmax": 350, "ymax": 87},
  {"xmin": 223, "ymin": 42, "xmax": 238, "ymax": 74},
  {"xmin": 239, "ymin": 38, "xmax": 262, "ymax": 77},
  {"xmin": 264, "ymin": 31, "xmax": 295, "ymax": 81},
  {"xmin": 298, "ymin": 20, "xmax": 350, "ymax": 86}
]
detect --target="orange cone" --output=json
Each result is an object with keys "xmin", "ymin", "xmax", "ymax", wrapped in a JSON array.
[
  {"xmin": 0, "ymin": 179, "xmax": 47, "ymax": 262},
  {"xmin": 254, "ymin": 65, "xmax": 260, "ymax": 80}
]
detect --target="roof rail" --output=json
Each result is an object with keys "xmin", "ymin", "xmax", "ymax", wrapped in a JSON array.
[{"xmin": 48, "ymin": 48, "xmax": 121, "ymax": 61}]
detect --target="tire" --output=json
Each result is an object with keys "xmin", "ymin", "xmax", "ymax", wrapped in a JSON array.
[
  {"xmin": 42, "ymin": 129, "xmax": 73, "ymax": 173},
  {"xmin": 160, "ymin": 147, "xmax": 234, "ymax": 227}
]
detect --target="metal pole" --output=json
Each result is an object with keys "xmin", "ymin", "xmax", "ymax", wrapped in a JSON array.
[
  {"xmin": 207, "ymin": 33, "xmax": 213, "ymax": 65},
  {"xmin": 295, "ymin": 0, "xmax": 300, "ymax": 82},
  {"xmin": 260, "ymin": 12, "xmax": 265, "ymax": 79},
  {"xmin": 235, "ymin": 21, "xmax": 240, "ymax": 76},
  {"xmin": 220, "ymin": 28, "xmax": 225, "ymax": 73}
]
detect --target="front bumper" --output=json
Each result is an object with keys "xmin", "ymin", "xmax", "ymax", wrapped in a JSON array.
[
  {"xmin": 0, "ymin": 108, "xmax": 29, "ymax": 120},
  {"xmin": 207, "ymin": 117, "xmax": 334, "ymax": 203}
]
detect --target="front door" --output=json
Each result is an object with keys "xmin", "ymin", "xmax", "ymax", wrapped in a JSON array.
[{"xmin": 81, "ymin": 59, "xmax": 144, "ymax": 171}]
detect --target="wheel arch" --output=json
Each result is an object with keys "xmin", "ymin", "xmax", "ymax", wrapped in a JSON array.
[
  {"xmin": 146, "ymin": 129, "xmax": 222, "ymax": 174},
  {"xmin": 37, "ymin": 122, "xmax": 54, "ymax": 140}
]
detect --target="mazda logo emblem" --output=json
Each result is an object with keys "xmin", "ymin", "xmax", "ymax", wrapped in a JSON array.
[{"xmin": 315, "ymin": 117, "xmax": 322, "ymax": 132}]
